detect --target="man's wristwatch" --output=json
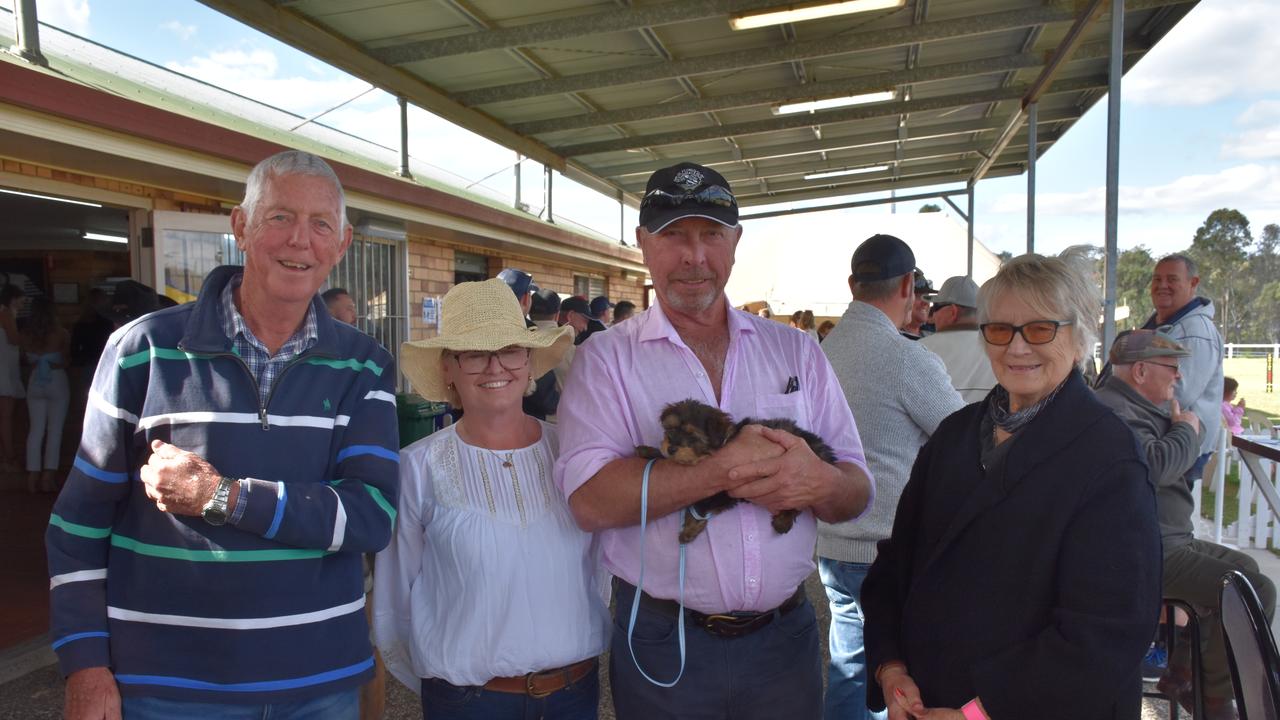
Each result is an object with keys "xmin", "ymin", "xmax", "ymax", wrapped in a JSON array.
[{"xmin": 201, "ymin": 476, "xmax": 237, "ymax": 526}]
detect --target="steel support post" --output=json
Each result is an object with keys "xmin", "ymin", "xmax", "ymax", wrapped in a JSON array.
[
  {"xmin": 1102, "ymin": 0, "xmax": 1124, "ymax": 360},
  {"xmin": 10, "ymin": 0, "xmax": 46, "ymax": 66},
  {"xmin": 1027, "ymin": 101, "xmax": 1037, "ymax": 254},
  {"xmin": 514, "ymin": 153, "xmax": 522, "ymax": 210},
  {"xmin": 544, "ymin": 165, "xmax": 554, "ymax": 224},
  {"xmin": 967, "ymin": 180, "xmax": 975, "ymax": 278},
  {"xmin": 618, "ymin": 190, "xmax": 625, "ymax": 244},
  {"xmin": 397, "ymin": 96, "xmax": 412, "ymax": 179}
]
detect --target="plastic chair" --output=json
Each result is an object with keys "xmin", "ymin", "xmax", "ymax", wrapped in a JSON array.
[
  {"xmin": 1144, "ymin": 598, "xmax": 1208, "ymax": 719},
  {"xmin": 1219, "ymin": 570, "xmax": 1280, "ymax": 719},
  {"xmin": 1241, "ymin": 408, "xmax": 1276, "ymax": 437}
]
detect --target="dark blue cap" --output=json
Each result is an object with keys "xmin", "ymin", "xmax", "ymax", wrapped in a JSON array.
[
  {"xmin": 497, "ymin": 268, "xmax": 533, "ymax": 298},
  {"xmin": 590, "ymin": 295, "xmax": 613, "ymax": 319},
  {"xmin": 851, "ymin": 234, "xmax": 916, "ymax": 282}
]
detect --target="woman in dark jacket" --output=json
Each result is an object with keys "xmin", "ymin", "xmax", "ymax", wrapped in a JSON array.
[{"xmin": 862, "ymin": 248, "xmax": 1161, "ymax": 720}]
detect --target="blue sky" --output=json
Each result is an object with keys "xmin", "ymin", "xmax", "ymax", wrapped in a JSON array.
[{"xmin": 34, "ymin": 0, "xmax": 1280, "ymax": 257}]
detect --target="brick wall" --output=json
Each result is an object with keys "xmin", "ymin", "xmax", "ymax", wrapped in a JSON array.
[{"xmin": 1, "ymin": 159, "xmax": 224, "ymax": 212}]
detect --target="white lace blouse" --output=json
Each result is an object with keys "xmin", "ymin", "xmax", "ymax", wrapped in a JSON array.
[{"xmin": 372, "ymin": 421, "xmax": 611, "ymax": 689}]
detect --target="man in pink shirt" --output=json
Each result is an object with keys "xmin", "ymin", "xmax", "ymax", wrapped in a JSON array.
[{"xmin": 555, "ymin": 162, "xmax": 873, "ymax": 719}]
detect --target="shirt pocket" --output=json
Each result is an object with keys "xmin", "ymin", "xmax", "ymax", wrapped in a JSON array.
[{"xmin": 753, "ymin": 392, "xmax": 812, "ymax": 431}]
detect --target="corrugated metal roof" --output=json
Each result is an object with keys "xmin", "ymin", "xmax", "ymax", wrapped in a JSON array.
[{"xmin": 198, "ymin": 0, "xmax": 1195, "ymax": 209}]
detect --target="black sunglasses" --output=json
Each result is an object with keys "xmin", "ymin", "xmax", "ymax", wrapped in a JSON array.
[
  {"xmin": 640, "ymin": 185, "xmax": 737, "ymax": 211},
  {"xmin": 928, "ymin": 303, "xmax": 954, "ymax": 317}
]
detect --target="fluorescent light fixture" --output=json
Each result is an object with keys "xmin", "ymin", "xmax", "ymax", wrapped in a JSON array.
[
  {"xmin": 0, "ymin": 187, "xmax": 102, "ymax": 208},
  {"xmin": 804, "ymin": 165, "xmax": 889, "ymax": 181},
  {"xmin": 83, "ymin": 232, "xmax": 128, "ymax": 244},
  {"xmin": 774, "ymin": 90, "xmax": 897, "ymax": 114},
  {"xmin": 730, "ymin": 0, "xmax": 907, "ymax": 30}
]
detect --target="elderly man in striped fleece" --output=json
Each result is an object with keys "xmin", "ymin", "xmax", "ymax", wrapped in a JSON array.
[{"xmin": 48, "ymin": 150, "xmax": 399, "ymax": 720}]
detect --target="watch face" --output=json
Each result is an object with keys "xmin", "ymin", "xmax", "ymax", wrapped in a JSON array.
[{"xmin": 203, "ymin": 506, "xmax": 228, "ymax": 526}]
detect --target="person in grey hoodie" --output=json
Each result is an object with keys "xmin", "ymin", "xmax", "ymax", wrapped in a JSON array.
[
  {"xmin": 1145, "ymin": 254, "xmax": 1224, "ymax": 477},
  {"xmin": 1096, "ymin": 329, "xmax": 1273, "ymax": 720},
  {"xmin": 818, "ymin": 234, "xmax": 963, "ymax": 720}
]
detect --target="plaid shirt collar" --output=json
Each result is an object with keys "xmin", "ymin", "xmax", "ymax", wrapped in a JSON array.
[{"xmin": 219, "ymin": 272, "xmax": 318, "ymax": 401}]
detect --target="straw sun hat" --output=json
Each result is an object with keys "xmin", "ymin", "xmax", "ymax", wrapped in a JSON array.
[{"xmin": 401, "ymin": 278, "xmax": 573, "ymax": 402}]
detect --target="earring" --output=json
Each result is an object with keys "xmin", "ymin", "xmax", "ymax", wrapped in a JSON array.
[{"xmin": 446, "ymin": 382, "xmax": 454, "ymax": 391}]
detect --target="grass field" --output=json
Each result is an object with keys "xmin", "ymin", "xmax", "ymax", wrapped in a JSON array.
[{"xmin": 1224, "ymin": 357, "xmax": 1280, "ymax": 418}]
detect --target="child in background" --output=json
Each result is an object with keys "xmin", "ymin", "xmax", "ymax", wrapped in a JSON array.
[{"xmin": 1222, "ymin": 376, "xmax": 1245, "ymax": 435}]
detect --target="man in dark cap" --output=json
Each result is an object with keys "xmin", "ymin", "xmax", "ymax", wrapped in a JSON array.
[
  {"xmin": 555, "ymin": 162, "xmax": 872, "ymax": 719},
  {"xmin": 901, "ymin": 269, "xmax": 935, "ymax": 340},
  {"xmin": 1097, "ymin": 329, "xmax": 1273, "ymax": 720},
  {"xmin": 587, "ymin": 295, "xmax": 612, "ymax": 324},
  {"xmin": 816, "ymin": 234, "xmax": 963, "ymax": 720},
  {"xmin": 559, "ymin": 295, "xmax": 605, "ymax": 345},
  {"xmin": 497, "ymin": 268, "xmax": 534, "ymax": 322},
  {"xmin": 496, "ymin": 268, "xmax": 561, "ymax": 420}
]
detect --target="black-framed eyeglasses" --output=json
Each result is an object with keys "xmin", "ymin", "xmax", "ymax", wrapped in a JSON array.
[
  {"xmin": 928, "ymin": 303, "xmax": 954, "ymax": 317},
  {"xmin": 979, "ymin": 320, "xmax": 1074, "ymax": 346},
  {"xmin": 640, "ymin": 185, "xmax": 737, "ymax": 211},
  {"xmin": 1141, "ymin": 360, "xmax": 1181, "ymax": 372},
  {"xmin": 450, "ymin": 347, "xmax": 530, "ymax": 374}
]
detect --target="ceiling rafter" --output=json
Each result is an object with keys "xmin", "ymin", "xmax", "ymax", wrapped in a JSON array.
[
  {"xmin": 735, "ymin": 165, "xmax": 1024, "ymax": 207},
  {"xmin": 511, "ymin": 39, "xmax": 1139, "ymax": 136},
  {"xmin": 368, "ymin": 0, "xmax": 787, "ymax": 65},
  {"xmin": 450, "ymin": 0, "xmax": 1190, "ymax": 106},
  {"xmin": 555, "ymin": 75, "xmax": 1104, "ymax": 157}
]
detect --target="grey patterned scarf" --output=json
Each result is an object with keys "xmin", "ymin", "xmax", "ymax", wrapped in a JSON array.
[{"xmin": 989, "ymin": 378, "xmax": 1068, "ymax": 434}]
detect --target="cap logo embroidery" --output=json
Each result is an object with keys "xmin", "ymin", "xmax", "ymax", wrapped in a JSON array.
[{"xmin": 673, "ymin": 168, "xmax": 703, "ymax": 190}]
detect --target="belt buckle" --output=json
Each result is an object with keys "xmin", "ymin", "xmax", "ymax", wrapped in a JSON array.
[{"xmin": 525, "ymin": 671, "xmax": 557, "ymax": 699}]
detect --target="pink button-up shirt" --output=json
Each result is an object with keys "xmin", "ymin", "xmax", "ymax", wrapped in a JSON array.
[{"xmin": 554, "ymin": 300, "xmax": 870, "ymax": 613}]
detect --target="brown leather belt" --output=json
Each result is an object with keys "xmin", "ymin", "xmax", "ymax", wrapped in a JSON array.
[
  {"xmin": 482, "ymin": 658, "xmax": 596, "ymax": 698},
  {"xmin": 617, "ymin": 579, "xmax": 807, "ymax": 639}
]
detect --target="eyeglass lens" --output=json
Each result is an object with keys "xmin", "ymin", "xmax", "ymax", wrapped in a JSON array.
[
  {"xmin": 455, "ymin": 347, "xmax": 530, "ymax": 374},
  {"xmin": 981, "ymin": 321, "xmax": 1062, "ymax": 345}
]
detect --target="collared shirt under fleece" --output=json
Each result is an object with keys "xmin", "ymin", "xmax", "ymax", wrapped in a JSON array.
[
  {"xmin": 554, "ymin": 300, "xmax": 871, "ymax": 615},
  {"xmin": 1142, "ymin": 297, "xmax": 1224, "ymax": 456},
  {"xmin": 818, "ymin": 300, "xmax": 964, "ymax": 565},
  {"xmin": 46, "ymin": 265, "xmax": 400, "ymax": 704}
]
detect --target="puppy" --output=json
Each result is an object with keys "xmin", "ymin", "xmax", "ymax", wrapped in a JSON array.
[{"xmin": 636, "ymin": 398, "xmax": 838, "ymax": 544}]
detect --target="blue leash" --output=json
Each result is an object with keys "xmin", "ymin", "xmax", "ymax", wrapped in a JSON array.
[{"xmin": 626, "ymin": 458, "xmax": 688, "ymax": 687}]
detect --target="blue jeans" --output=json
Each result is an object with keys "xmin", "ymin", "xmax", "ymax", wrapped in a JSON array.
[
  {"xmin": 819, "ymin": 558, "xmax": 886, "ymax": 720},
  {"xmin": 609, "ymin": 580, "xmax": 821, "ymax": 720},
  {"xmin": 122, "ymin": 688, "xmax": 357, "ymax": 719},
  {"xmin": 419, "ymin": 670, "xmax": 598, "ymax": 720}
]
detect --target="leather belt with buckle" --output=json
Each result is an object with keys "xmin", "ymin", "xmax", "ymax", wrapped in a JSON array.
[
  {"xmin": 482, "ymin": 658, "xmax": 596, "ymax": 698},
  {"xmin": 617, "ymin": 579, "xmax": 806, "ymax": 639}
]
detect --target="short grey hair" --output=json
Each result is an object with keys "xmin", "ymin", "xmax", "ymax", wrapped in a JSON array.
[
  {"xmin": 1156, "ymin": 253, "xmax": 1198, "ymax": 278},
  {"xmin": 977, "ymin": 246, "xmax": 1100, "ymax": 366},
  {"xmin": 240, "ymin": 150, "xmax": 348, "ymax": 226}
]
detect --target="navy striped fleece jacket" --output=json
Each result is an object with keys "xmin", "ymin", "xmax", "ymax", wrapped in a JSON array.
[{"xmin": 46, "ymin": 265, "xmax": 400, "ymax": 704}]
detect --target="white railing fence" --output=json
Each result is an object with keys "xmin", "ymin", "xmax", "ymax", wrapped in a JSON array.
[{"xmin": 1205, "ymin": 429, "xmax": 1280, "ymax": 549}]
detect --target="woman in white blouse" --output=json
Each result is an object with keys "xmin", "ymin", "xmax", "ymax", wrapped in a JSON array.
[{"xmin": 374, "ymin": 278, "xmax": 610, "ymax": 720}]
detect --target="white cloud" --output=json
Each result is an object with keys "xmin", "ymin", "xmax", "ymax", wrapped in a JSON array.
[
  {"xmin": 165, "ymin": 48, "xmax": 371, "ymax": 117},
  {"xmin": 991, "ymin": 163, "xmax": 1280, "ymax": 215},
  {"xmin": 36, "ymin": 0, "xmax": 89, "ymax": 36},
  {"xmin": 160, "ymin": 20, "xmax": 196, "ymax": 41},
  {"xmin": 1125, "ymin": 0, "xmax": 1280, "ymax": 106},
  {"xmin": 1222, "ymin": 100, "xmax": 1280, "ymax": 160}
]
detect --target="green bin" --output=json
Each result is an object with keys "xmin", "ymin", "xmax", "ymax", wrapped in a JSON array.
[{"xmin": 396, "ymin": 393, "xmax": 449, "ymax": 448}]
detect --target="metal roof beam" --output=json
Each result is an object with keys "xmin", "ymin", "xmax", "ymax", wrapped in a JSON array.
[
  {"xmin": 735, "ymin": 165, "xmax": 1023, "ymax": 207},
  {"xmin": 556, "ymin": 75, "xmax": 1104, "ymax": 157},
  {"xmin": 615, "ymin": 133, "xmax": 1057, "ymax": 192},
  {"xmin": 514, "ymin": 39, "xmax": 1140, "ymax": 136},
  {"xmin": 368, "ymin": 0, "xmax": 785, "ymax": 65},
  {"xmin": 453, "ymin": 0, "xmax": 1191, "ymax": 106},
  {"xmin": 589, "ymin": 107, "xmax": 1080, "ymax": 178},
  {"xmin": 741, "ymin": 188, "xmax": 967, "ymax": 221},
  {"xmin": 739, "ymin": 157, "xmax": 1018, "ymax": 196}
]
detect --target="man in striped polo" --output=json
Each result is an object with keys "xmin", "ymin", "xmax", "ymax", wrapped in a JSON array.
[{"xmin": 49, "ymin": 150, "xmax": 400, "ymax": 720}]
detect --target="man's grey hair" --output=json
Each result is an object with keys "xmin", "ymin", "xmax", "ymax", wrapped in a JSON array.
[
  {"xmin": 241, "ymin": 150, "xmax": 349, "ymax": 226},
  {"xmin": 977, "ymin": 246, "xmax": 1100, "ymax": 367},
  {"xmin": 852, "ymin": 274, "xmax": 908, "ymax": 302},
  {"xmin": 1156, "ymin": 253, "xmax": 1198, "ymax": 278}
]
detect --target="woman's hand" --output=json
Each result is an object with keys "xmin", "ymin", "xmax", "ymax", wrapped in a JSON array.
[{"xmin": 879, "ymin": 664, "xmax": 926, "ymax": 720}]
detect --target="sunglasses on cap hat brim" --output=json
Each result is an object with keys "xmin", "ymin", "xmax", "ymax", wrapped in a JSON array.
[{"xmin": 640, "ymin": 185, "xmax": 737, "ymax": 210}]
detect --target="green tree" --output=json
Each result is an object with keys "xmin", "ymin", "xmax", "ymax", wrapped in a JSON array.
[
  {"xmin": 997, "ymin": 250, "xmax": 1014, "ymax": 264},
  {"xmin": 1188, "ymin": 208, "xmax": 1252, "ymax": 342},
  {"xmin": 919, "ymin": 204, "xmax": 942, "ymax": 213},
  {"xmin": 1116, "ymin": 245, "xmax": 1155, "ymax": 330}
]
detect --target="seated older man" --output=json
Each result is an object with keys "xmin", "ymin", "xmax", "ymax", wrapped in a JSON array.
[{"xmin": 1096, "ymin": 329, "xmax": 1276, "ymax": 720}]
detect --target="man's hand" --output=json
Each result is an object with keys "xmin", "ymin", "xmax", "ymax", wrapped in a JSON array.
[
  {"xmin": 64, "ymin": 667, "xmax": 121, "ymax": 720},
  {"xmin": 706, "ymin": 424, "xmax": 786, "ymax": 494},
  {"xmin": 1171, "ymin": 398, "xmax": 1201, "ymax": 436},
  {"xmin": 725, "ymin": 425, "xmax": 838, "ymax": 513},
  {"xmin": 140, "ymin": 440, "xmax": 221, "ymax": 516}
]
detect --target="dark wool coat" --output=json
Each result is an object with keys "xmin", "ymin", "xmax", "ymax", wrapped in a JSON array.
[{"xmin": 863, "ymin": 370, "xmax": 1162, "ymax": 720}]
